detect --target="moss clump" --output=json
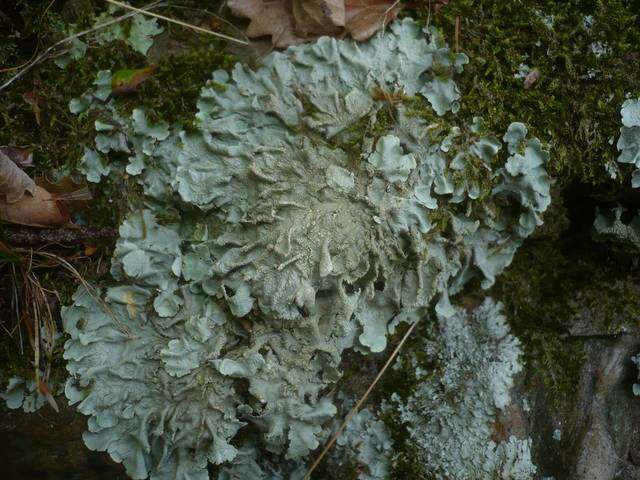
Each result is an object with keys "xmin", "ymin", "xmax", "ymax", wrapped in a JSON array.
[
  {"xmin": 112, "ymin": 42, "xmax": 237, "ymax": 128},
  {"xmin": 416, "ymin": 0, "xmax": 640, "ymax": 189},
  {"xmin": 490, "ymin": 226, "xmax": 640, "ymax": 398},
  {"xmin": 0, "ymin": 0, "xmax": 237, "ymax": 187}
]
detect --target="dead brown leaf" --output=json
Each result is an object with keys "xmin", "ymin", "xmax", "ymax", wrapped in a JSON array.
[
  {"xmin": 228, "ymin": 0, "xmax": 401, "ymax": 47},
  {"xmin": 345, "ymin": 0, "xmax": 401, "ymax": 41},
  {"xmin": 0, "ymin": 152, "xmax": 92, "ymax": 228},
  {"xmin": 36, "ymin": 377, "xmax": 59, "ymax": 413},
  {"xmin": 293, "ymin": 0, "xmax": 345, "ymax": 37},
  {"xmin": 111, "ymin": 65, "xmax": 157, "ymax": 95},
  {"xmin": 38, "ymin": 175, "xmax": 92, "ymax": 218},
  {"xmin": 0, "ymin": 145, "xmax": 34, "ymax": 168},
  {"xmin": 228, "ymin": 0, "xmax": 305, "ymax": 47},
  {"xmin": 0, "ymin": 186, "xmax": 67, "ymax": 227},
  {"xmin": 0, "ymin": 150, "xmax": 36, "ymax": 203}
]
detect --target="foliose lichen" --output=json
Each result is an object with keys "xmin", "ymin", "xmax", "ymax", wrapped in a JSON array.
[
  {"xmin": 55, "ymin": 6, "xmax": 163, "ymax": 69},
  {"xmin": 388, "ymin": 298, "xmax": 536, "ymax": 479},
  {"xmin": 632, "ymin": 354, "xmax": 640, "ymax": 396},
  {"xmin": 62, "ymin": 19, "xmax": 550, "ymax": 479},
  {"xmin": 594, "ymin": 98, "xmax": 640, "ymax": 248},
  {"xmin": 216, "ymin": 403, "xmax": 391, "ymax": 480},
  {"xmin": 617, "ymin": 98, "xmax": 640, "ymax": 186},
  {"xmin": 1, "ymin": 376, "xmax": 49, "ymax": 413},
  {"xmin": 329, "ymin": 405, "xmax": 392, "ymax": 480}
]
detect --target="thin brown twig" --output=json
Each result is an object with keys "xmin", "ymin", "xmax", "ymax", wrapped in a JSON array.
[
  {"xmin": 381, "ymin": 0, "xmax": 401, "ymax": 31},
  {"xmin": 167, "ymin": 4, "xmax": 251, "ymax": 45},
  {"xmin": 31, "ymin": 272, "xmax": 41, "ymax": 386},
  {"xmin": 105, "ymin": 0, "xmax": 249, "ymax": 45},
  {"xmin": 0, "ymin": 49, "xmax": 41, "ymax": 74},
  {"xmin": 0, "ymin": 1, "xmax": 164, "ymax": 93},
  {"xmin": 5, "ymin": 225, "xmax": 118, "ymax": 246},
  {"xmin": 303, "ymin": 319, "xmax": 420, "ymax": 479},
  {"xmin": 40, "ymin": 0, "xmax": 57, "ymax": 20},
  {"xmin": 10, "ymin": 264, "xmax": 23, "ymax": 350}
]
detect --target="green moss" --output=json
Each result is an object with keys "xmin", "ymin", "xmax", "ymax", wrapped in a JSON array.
[
  {"xmin": 0, "ymin": 1, "xmax": 236, "ymax": 196},
  {"xmin": 417, "ymin": 0, "xmax": 640, "ymax": 190},
  {"xmin": 490, "ymin": 228, "xmax": 640, "ymax": 398},
  {"xmin": 113, "ymin": 43, "xmax": 237, "ymax": 129}
]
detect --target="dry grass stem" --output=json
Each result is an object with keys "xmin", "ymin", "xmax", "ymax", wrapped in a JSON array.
[
  {"xmin": 0, "ymin": 1, "xmax": 165, "ymax": 92},
  {"xmin": 304, "ymin": 318, "xmax": 420, "ymax": 479},
  {"xmin": 105, "ymin": 0, "xmax": 249, "ymax": 45}
]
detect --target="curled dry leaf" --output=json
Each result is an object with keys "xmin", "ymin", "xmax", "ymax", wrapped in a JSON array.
[
  {"xmin": 36, "ymin": 378, "xmax": 60, "ymax": 413},
  {"xmin": 0, "ymin": 146, "xmax": 34, "ymax": 168},
  {"xmin": 0, "ymin": 151, "xmax": 92, "ymax": 228},
  {"xmin": 0, "ymin": 186, "xmax": 67, "ymax": 228},
  {"xmin": 229, "ymin": 0, "xmax": 305, "ymax": 47},
  {"xmin": 228, "ymin": 0, "xmax": 401, "ymax": 47},
  {"xmin": 293, "ymin": 0, "xmax": 345, "ymax": 36},
  {"xmin": 0, "ymin": 150, "xmax": 36, "ymax": 203},
  {"xmin": 39, "ymin": 175, "xmax": 92, "ymax": 216}
]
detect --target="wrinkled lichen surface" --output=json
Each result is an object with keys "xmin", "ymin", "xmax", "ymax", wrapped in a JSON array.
[
  {"xmin": 4, "ymin": 1, "xmax": 640, "ymax": 479},
  {"xmin": 59, "ymin": 19, "xmax": 551, "ymax": 480}
]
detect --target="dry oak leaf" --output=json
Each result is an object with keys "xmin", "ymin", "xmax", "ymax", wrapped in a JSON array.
[
  {"xmin": 0, "ymin": 152, "xmax": 92, "ymax": 228},
  {"xmin": 293, "ymin": 0, "xmax": 345, "ymax": 37},
  {"xmin": 0, "ymin": 146, "xmax": 34, "ymax": 168},
  {"xmin": 0, "ymin": 185, "xmax": 67, "ymax": 227},
  {"xmin": 345, "ymin": 0, "xmax": 401, "ymax": 41},
  {"xmin": 228, "ymin": 0, "xmax": 401, "ymax": 47},
  {"xmin": 0, "ymin": 150, "xmax": 36, "ymax": 203},
  {"xmin": 228, "ymin": 0, "xmax": 306, "ymax": 47}
]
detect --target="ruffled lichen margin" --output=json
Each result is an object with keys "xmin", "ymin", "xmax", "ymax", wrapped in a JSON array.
[{"xmin": 62, "ymin": 19, "xmax": 551, "ymax": 479}]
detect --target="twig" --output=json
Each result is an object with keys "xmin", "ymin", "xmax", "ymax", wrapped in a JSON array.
[
  {"xmin": 5, "ymin": 225, "xmax": 118, "ymax": 246},
  {"xmin": 105, "ymin": 0, "xmax": 249, "ymax": 46},
  {"xmin": 303, "ymin": 318, "xmax": 420, "ymax": 479},
  {"xmin": 167, "ymin": 4, "xmax": 251, "ymax": 45},
  {"xmin": 0, "ymin": 1, "xmax": 164, "ymax": 93}
]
